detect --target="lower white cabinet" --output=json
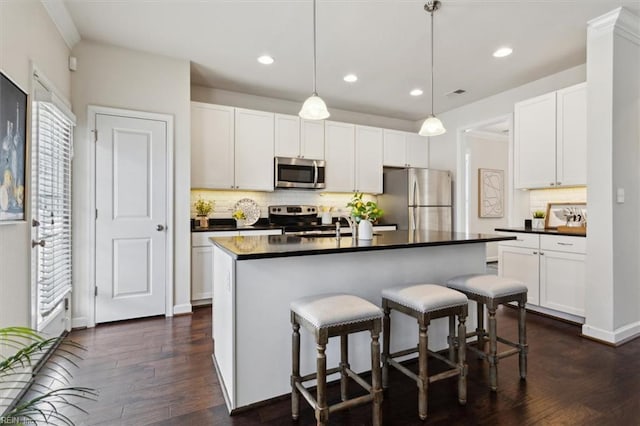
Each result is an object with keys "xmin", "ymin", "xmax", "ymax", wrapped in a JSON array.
[
  {"xmin": 498, "ymin": 232, "xmax": 586, "ymax": 320},
  {"xmin": 191, "ymin": 229, "xmax": 282, "ymax": 303}
]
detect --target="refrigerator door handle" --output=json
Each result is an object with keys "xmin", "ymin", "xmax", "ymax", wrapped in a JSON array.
[{"xmin": 413, "ymin": 180, "xmax": 418, "ymax": 207}]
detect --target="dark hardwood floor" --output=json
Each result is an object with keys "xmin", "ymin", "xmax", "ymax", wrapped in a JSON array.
[{"xmin": 60, "ymin": 306, "xmax": 639, "ymax": 425}]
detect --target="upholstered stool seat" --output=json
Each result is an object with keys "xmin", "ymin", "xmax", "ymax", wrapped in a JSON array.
[
  {"xmin": 381, "ymin": 284, "xmax": 468, "ymax": 421},
  {"xmin": 446, "ymin": 274, "xmax": 528, "ymax": 391},
  {"xmin": 290, "ymin": 293, "xmax": 383, "ymax": 426}
]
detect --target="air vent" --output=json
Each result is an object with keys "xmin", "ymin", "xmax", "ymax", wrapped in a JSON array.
[{"xmin": 446, "ymin": 89, "xmax": 466, "ymax": 95}]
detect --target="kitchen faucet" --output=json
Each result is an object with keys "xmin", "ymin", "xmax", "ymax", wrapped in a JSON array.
[{"xmin": 336, "ymin": 214, "xmax": 356, "ymax": 239}]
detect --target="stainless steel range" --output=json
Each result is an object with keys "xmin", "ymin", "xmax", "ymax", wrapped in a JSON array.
[{"xmin": 269, "ymin": 205, "xmax": 347, "ymax": 235}]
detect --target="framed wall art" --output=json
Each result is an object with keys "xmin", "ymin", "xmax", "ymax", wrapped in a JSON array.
[
  {"xmin": 0, "ymin": 71, "xmax": 27, "ymax": 223},
  {"xmin": 545, "ymin": 202, "xmax": 587, "ymax": 229},
  {"xmin": 478, "ymin": 168, "xmax": 504, "ymax": 218}
]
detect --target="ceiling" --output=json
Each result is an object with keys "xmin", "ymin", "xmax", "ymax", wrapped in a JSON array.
[{"xmin": 61, "ymin": 0, "xmax": 640, "ymax": 121}]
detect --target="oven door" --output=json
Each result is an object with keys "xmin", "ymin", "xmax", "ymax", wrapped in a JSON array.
[{"xmin": 275, "ymin": 157, "xmax": 326, "ymax": 189}]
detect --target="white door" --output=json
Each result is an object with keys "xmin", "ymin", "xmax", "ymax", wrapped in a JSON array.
[
  {"xmin": 498, "ymin": 246, "xmax": 540, "ymax": 305},
  {"xmin": 95, "ymin": 113, "xmax": 167, "ymax": 323}
]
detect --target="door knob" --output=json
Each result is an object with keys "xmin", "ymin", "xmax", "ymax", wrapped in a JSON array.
[
  {"xmin": 156, "ymin": 224, "xmax": 165, "ymax": 231},
  {"xmin": 32, "ymin": 239, "xmax": 45, "ymax": 248}
]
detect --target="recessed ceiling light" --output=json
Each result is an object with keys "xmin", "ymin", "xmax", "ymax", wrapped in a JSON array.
[
  {"xmin": 493, "ymin": 47, "xmax": 513, "ymax": 58},
  {"xmin": 410, "ymin": 89, "xmax": 423, "ymax": 96},
  {"xmin": 257, "ymin": 55, "xmax": 274, "ymax": 65},
  {"xmin": 343, "ymin": 74, "xmax": 358, "ymax": 83}
]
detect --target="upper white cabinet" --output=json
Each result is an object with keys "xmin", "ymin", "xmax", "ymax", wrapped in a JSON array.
[
  {"xmin": 235, "ymin": 108, "xmax": 275, "ymax": 191},
  {"xmin": 383, "ymin": 129, "xmax": 429, "ymax": 168},
  {"xmin": 324, "ymin": 122, "xmax": 383, "ymax": 194},
  {"xmin": 274, "ymin": 114, "xmax": 325, "ymax": 160},
  {"xmin": 191, "ymin": 103, "xmax": 235, "ymax": 189},
  {"xmin": 514, "ymin": 83, "xmax": 586, "ymax": 189}
]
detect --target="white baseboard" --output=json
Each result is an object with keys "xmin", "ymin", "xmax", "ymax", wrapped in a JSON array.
[
  {"xmin": 71, "ymin": 316, "xmax": 89, "ymax": 329},
  {"xmin": 582, "ymin": 320, "xmax": 640, "ymax": 345},
  {"xmin": 173, "ymin": 303, "xmax": 192, "ymax": 316}
]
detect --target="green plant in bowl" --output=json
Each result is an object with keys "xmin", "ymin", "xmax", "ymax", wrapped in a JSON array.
[{"xmin": 533, "ymin": 210, "xmax": 546, "ymax": 219}]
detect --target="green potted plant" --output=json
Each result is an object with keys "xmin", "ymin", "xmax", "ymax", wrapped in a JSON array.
[
  {"xmin": 194, "ymin": 198, "xmax": 214, "ymax": 228},
  {"xmin": 347, "ymin": 193, "xmax": 384, "ymax": 240},
  {"xmin": 232, "ymin": 209, "xmax": 247, "ymax": 227},
  {"xmin": 1, "ymin": 327, "xmax": 98, "ymax": 424},
  {"xmin": 532, "ymin": 210, "xmax": 546, "ymax": 229}
]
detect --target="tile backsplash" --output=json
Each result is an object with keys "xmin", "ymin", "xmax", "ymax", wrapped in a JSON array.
[
  {"xmin": 528, "ymin": 187, "xmax": 587, "ymax": 214},
  {"xmin": 190, "ymin": 190, "xmax": 376, "ymax": 219}
]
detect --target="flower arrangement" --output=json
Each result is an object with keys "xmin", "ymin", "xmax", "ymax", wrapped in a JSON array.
[
  {"xmin": 532, "ymin": 210, "xmax": 546, "ymax": 219},
  {"xmin": 195, "ymin": 198, "xmax": 214, "ymax": 216},
  {"xmin": 232, "ymin": 210, "xmax": 246, "ymax": 220},
  {"xmin": 347, "ymin": 193, "xmax": 384, "ymax": 223}
]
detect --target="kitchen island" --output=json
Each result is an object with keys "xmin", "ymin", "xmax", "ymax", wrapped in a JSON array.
[{"xmin": 211, "ymin": 230, "xmax": 515, "ymax": 412}]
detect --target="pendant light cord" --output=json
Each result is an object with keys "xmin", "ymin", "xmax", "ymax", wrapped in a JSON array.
[
  {"xmin": 312, "ymin": 0, "xmax": 318, "ymax": 95},
  {"xmin": 430, "ymin": 6, "xmax": 435, "ymax": 116}
]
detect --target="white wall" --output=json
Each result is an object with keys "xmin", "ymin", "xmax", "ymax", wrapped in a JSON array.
[
  {"xmin": 0, "ymin": 1, "xmax": 70, "ymax": 329},
  {"xmin": 465, "ymin": 133, "xmax": 509, "ymax": 261},
  {"xmin": 423, "ymin": 65, "xmax": 586, "ymax": 231},
  {"xmin": 192, "ymin": 85, "xmax": 416, "ymax": 132},
  {"xmin": 70, "ymin": 40, "xmax": 191, "ymax": 326}
]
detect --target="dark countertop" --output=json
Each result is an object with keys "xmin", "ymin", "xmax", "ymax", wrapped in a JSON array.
[
  {"xmin": 495, "ymin": 227, "xmax": 587, "ymax": 238},
  {"xmin": 191, "ymin": 218, "xmax": 284, "ymax": 232},
  {"xmin": 211, "ymin": 230, "xmax": 516, "ymax": 260}
]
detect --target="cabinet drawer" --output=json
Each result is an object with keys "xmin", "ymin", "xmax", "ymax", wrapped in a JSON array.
[
  {"xmin": 497, "ymin": 232, "xmax": 539, "ymax": 249},
  {"xmin": 192, "ymin": 231, "xmax": 239, "ymax": 247},
  {"xmin": 540, "ymin": 234, "xmax": 586, "ymax": 254}
]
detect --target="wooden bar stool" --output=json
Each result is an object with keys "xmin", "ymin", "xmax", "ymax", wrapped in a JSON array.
[
  {"xmin": 446, "ymin": 274, "xmax": 528, "ymax": 391},
  {"xmin": 290, "ymin": 293, "xmax": 383, "ymax": 426},
  {"xmin": 381, "ymin": 284, "xmax": 468, "ymax": 421}
]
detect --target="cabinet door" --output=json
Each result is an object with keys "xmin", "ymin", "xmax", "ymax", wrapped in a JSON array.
[
  {"xmin": 274, "ymin": 114, "xmax": 300, "ymax": 158},
  {"xmin": 191, "ymin": 246, "xmax": 213, "ymax": 301},
  {"xmin": 406, "ymin": 133, "xmax": 429, "ymax": 168},
  {"xmin": 539, "ymin": 250, "xmax": 585, "ymax": 316},
  {"xmin": 383, "ymin": 129, "xmax": 407, "ymax": 167},
  {"xmin": 514, "ymin": 92, "xmax": 557, "ymax": 189},
  {"xmin": 300, "ymin": 119, "xmax": 325, "ymax": 160},
  {"xmin": 191, "ymin": 103, "xmax": 234, "ymax": 189},
  {"xmin": 324, "ymin": 121, "xmax": 355, "ymax": 192},
  {"xmin": 235, "ymin": 108, "xmax": 275, "ymax": 191},
  {"xmin": 355, "ymin": 126, "xmax": 383, "ymax": 194},
  {"xmin": 498, "ymin": 245, "xmax": 540, "ymax": 305},
  {"xmin": 556, "ymin": 83, "xmax": 587, "ymax": 187}
]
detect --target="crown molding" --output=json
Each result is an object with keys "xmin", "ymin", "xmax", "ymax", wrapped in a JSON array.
[
  {"xmin": 588, "ymin": 7, "xmax": 640, "ymax": 45},
  {"xmin": 41, "ymin": 0, "xmax": 81, "ymax": 49}
]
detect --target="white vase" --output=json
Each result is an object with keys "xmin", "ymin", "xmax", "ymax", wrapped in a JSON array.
[
  {"xmin": 533, "ymin": 218, "xmax": 545, "ymax": 229},
  {"xmin": 358, "ymin": 219, "xmax": 373, "ymax": 240}
]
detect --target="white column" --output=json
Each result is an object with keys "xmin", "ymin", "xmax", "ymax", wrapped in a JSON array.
[{"xmin": 583, "ymin": 7, "xmax": 640, "ymax": 344}]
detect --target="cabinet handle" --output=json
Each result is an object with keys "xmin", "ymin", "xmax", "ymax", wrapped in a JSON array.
[
  {"xmin": 540, "ymin": 252, "xmax": 545, "ymax": 255},
  {"xmin": 230, "ymin": 185, "xmax": 234, "ymax": 189},
  {"xmin": 550, "ymin": 182, "xmax": 555, "ymax": 186},
  {"xmin": 533, "ymin": 251, "xmax": 538, "ymax": 254},
  {"xmin": 557, "ymin": 181, "xmax": 562, "ymax": 185},
  {"xmin": 557, "ymin": 242, "xmax": 573, "ymax": 246}
]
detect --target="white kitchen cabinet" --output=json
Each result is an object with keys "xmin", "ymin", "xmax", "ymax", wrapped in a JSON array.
[
  {"xmin": 234, "ymin": 108, "xmax": 275, "ymax": 191},
  {"xmin": 275, "ymin": 114, "xmax": 325, "ymax": 160},
  {"xmin": 383, "ymin": 129, "xmax": 429, "ymax": 168},
  {"xmin": 514, "ymin": 83, "xmax": 586, "ymax": 189},
  {"xmin": 191, "ymin": 103, "xmax": 235, "ymax": 188},
  {"xmin": 324, "ymin": 121, "xmax": 356, "ymax": 192},
  {"xmin": 498, "ymin": 232, "xmax": 586, "ymax": 320},
  {"xmin": 191, "ymin": 229, "xmax": 281, "ymax": 303},
  {"xmin": 355, "ymin": 125, "xmax": 383, "ymax": 194}
]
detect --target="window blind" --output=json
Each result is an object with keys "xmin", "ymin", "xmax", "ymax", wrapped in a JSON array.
[{"xmin": 32, "ymin": 97, "xmax": 74, "ymax": 324}]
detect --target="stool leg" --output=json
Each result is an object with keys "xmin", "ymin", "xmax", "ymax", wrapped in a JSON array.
[
  {"xmin": 291, "ymin": 322, "xmax": 300, "ymax": 420},
  {"xmin": 418, "ymin": 320, "xmax": 429, "ymax": 421},
  {"xmin": 457, "ymin": 313, "xmax": 467, "ymax": 405},
  {"xmin": 448, "ymin": 315, "xmax": 456, "ymax": 363},
  {"xmin": 371, "ymin": 326, "xmax": 383, "ymax": 426},
  {"xmin": 477, "ymin": 302, "xmax": 486, "ymax": 357},
  {"xmin": 382, "ymin": 305, "xmax": 391, "ymax": 389},
  {"xmin": 316, "ymin": 342, "xmax": 328, "ymax": 425},
  {"xmin": 518, "ymin": 299, "xmax": 527, "ymax": 380},
  {"xmin": 340, "ymin": 334, "xmax": 349, "ymax": 401},
  {"xmin": 488, "ymin": 307, "xmax": 498, "ymax": 392}
]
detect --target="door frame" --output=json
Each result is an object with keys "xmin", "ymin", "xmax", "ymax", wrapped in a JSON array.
[{"xmin": 87, "ymin": 105, "xmax": 174, "ymax": 327}]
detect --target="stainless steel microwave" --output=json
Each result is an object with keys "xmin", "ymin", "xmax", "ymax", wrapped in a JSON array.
[{"xmin": 275, "ymin": 157, "xmax": 326, "ymax": 189}]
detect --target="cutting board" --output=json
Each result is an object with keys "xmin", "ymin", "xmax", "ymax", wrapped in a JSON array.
[{"xmin": 556, "ymin": 225, "xmax": 587, "ymax": 235}]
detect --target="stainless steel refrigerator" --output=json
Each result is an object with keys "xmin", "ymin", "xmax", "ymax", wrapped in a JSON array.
[{"xmin": 378, "ymin": 168, "xmax": 453, "ymax": 231}]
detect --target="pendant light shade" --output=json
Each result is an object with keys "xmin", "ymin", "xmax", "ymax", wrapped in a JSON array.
[
  {"xmin": 419, "ymin": 115, "xmax": 446, "ymax": 136},
  {"xmin": 299, "ymin": 0, "xmax": 330, "ymax": 120},
  {"xmin": 299, "ymin": 93, "xmax": 330, "ymax": 120},
  {"xmin": 419, "ymin": 1, "xmax": 445, "ymax": 137}
]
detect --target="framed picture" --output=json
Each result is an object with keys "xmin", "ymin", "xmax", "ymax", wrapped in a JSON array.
[
  {"xmin": 478, "ymin": 168, "xmax": 504, "ymax": 218},
  {"xmin": 0, "ymin": 71, "xmax": 27, "ymax": 223},
  {"xmin": 544, "ymin": 202, "xmax": 587, "ymax": 229}
]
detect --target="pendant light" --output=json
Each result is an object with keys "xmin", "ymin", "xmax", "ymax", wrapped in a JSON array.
[
  {"xmin": 419, "ymin": 1, "xmax": 446, "ymax": 137},
  {"xmin": 299, "ymin": 0, "xmax": 330, "ymax": 120}
]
